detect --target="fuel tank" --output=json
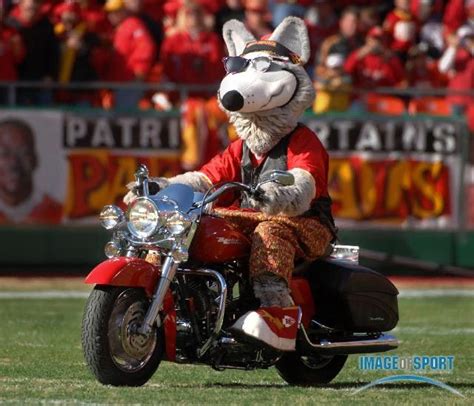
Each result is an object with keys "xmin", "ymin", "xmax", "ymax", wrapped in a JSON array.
[{"xmin": 189, "ymin": 215, "xmax": 251, "ymax": 263}]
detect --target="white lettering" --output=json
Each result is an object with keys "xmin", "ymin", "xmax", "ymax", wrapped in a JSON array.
[
  {"xmin": 383, "ymin": 121, "xmax": 396, "ymax": 150},
  {"xmin": 333, "ymin": 121, "xmax": 353, "ymax": 150},
  {"xmin": 117, "ymin": 118, "xmax": 137, "ymax": 147},
  {"xmin": 91, "ymin": 119, "xmax": 114, "ymax": 147},
  {"xmin": 433, "ymin": 123, "xmax": 456, "ymax": 153},
  {"xmin": 402, "ymin": 122, "xmax": 425, "ymax": 151},
  {"xmin": 66, "ymin": 117, "xmax": 87, "ymax": 146},
  {"xmin": 168, "ymin": 118, "xmax": 180, "ymax": 148},
  {"xmin": 140, "ymin": 119, "xmax": 162, "ymax": 148},
  {"xmin": 355, "ymin": 122, "xmax": 382, "ymax": 150}
]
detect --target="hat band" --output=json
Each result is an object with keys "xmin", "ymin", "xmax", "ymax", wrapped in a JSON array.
[{"xmin": 241, "ymin": 40, "xmax": 302, "ymax": 64}]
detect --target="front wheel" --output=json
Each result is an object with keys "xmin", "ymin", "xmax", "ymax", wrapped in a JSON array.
[
  {"xmin": 276, "ymin": 352, "xmax": 347, "ymax": 386},
  {"xmin": 81, "ymin": 286, "xmax": 164, "ymax": 386}
]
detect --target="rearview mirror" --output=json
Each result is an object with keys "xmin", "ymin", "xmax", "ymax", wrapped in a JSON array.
[{"xmin": 265, "ymin": 170, "xmax": 295, "ymax": 186}]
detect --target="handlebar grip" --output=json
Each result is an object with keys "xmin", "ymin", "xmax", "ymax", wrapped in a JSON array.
[
  {"xmin": 148, "ymin": 181, "xmax": 161, "ymax": 195},
  {"xmin": 135, "ymin": 180, "xmax": 160, "ymax": 197}
]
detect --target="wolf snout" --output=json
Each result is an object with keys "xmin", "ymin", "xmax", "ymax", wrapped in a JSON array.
[{"xmin": 220, "ymin": 90, "xmax": 244, "ymax": 112}]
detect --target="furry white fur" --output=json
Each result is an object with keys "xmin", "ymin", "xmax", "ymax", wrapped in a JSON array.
[
  {"xmin": 160, "ymin": 172, "xmax": 212, "ymax": 193},
  {"xmin": 223, "ymin": 20, "xmax": 255, "ymax": 57},
  {"xmin": 227, "ymin": 65, "xmax": 314, "ymax": 155},
  {"xmin": 248, "ymin": 168, "xmax": 316, "ymax": 216},
  {"xmin": 253, "ymin": 272, "xmax": 293, "ymax": 307},
  {"xmin": 220, "ymin": 17, "xmax": 315, "ymax": 156},
  {"xmin": 269, "ymin": 17, "xmax": 311, "ymax": 64}
]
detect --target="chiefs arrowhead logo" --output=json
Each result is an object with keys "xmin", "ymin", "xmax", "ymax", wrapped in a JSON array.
[{"xmin": 282, "ymin": 315, "xmax": 296, "ymax": 328}]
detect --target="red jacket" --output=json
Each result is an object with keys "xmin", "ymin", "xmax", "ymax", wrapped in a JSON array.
[
  {"xmin": 383, "ymin": 9, "xmax": 418, "ymax": 53},
  {"xmin": 407, "ymin": 59, "xmax": 447, "ymax": 88},
  {"xmin": 447, "ymin": 48, "xmax": 474, "ymax": 108},
  {"xmin": 107, "ymin": 16, "xmax": 156, "ymax": 81},
  {"xmin": 344, "ymin": 51, "xmax": 406, "ymax": 88},
  {"xmin": 443, "ymin": 0, "xmax": 468, "ymax": 35},
  {"xmin": 160, "ymin": 31, "xmax": 225, "ymax": 86},
  {"xmin": 200, "ymin": 125, "xmax": 330, "ymax": 207},
  {"xmin": 0, "ymin": 26, "xmax": 25, "ymax": 80}
]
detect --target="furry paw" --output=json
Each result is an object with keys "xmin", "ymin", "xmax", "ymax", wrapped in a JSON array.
[
  {"xmin": 249, "ymin": 168, "xmax": 316, "ymax": 217},
  {"xmin": 253, "ymin": 272, "xmax": 293, "ymax": 307},
  {"xmin": 247, "ymin": 182, "xmax": 282, "ymax": 215},
  {"xmin": 122, "ymin": 178, "xmax": 169, "ymax": 205}
]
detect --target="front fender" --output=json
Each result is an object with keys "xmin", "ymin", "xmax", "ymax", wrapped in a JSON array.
[
  {"xmin": 86, "ymin": 257, "xmax": 177, "ymax": 362},
  {"xmin": 85, "ymin": 257, "xmax": 160, "ymax": 297}
]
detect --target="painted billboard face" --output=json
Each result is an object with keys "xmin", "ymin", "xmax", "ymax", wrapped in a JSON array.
[{"xmin": 0, "ymin": 122, "xmax": 37, "ymax": 206}]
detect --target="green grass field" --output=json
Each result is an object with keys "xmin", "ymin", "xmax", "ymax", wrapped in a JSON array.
[{"xmin": 0, "ymin": 279, "xmax": 473, "ymax": 405}]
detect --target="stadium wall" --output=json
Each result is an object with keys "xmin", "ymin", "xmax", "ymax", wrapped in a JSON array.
[{"xmin": 0, "ymin": 107, "xmax": 472, "ymax": 271}]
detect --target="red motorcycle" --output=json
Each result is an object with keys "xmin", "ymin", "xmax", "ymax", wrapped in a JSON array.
[{"xmin": 81, "ymin": 165, "xmax": 399, "ymax": 386}]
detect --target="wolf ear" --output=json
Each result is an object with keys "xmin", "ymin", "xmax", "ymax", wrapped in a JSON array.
[
  {"xmin": 269, "ymin": 17, "xmax": 310, "ymax": 64},
  {"xmin": 223, "ymin": 19, "xmax": 256, "ymax": 56}
]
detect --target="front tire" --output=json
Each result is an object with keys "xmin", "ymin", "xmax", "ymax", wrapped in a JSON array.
[
  {"xmin": 81, "ymin": 286, "xmax": 164, "ymax": 386},
  {"xmin": 276, "ymin": 352, "xmax": 347, "ymax": 386}
]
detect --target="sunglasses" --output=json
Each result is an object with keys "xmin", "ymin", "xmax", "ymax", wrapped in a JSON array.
[{"xmin": 223, "ymin": 55, "xmax": 286, "ymax": 74}]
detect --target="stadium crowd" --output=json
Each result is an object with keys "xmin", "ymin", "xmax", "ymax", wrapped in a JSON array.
[{"xmin": 0, "ymin": 0, "xmax": 472, "ymax": 118}]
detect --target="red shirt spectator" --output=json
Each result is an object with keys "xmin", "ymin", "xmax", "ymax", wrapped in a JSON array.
[
  {"xmin": 407, "ymin": 61, "xmax": 447, "ymax": 89},
  {"xmin": 105, "ymin": 0, "xmax": 156, "ymax": 81},
  {"xmin": 160, "ymin": 1, "xmax": 225, "ymax": 93},
  {"xmin": 77, "ymin": 0, "xmax": 111, "ymax": 35},
  {"xmin": 161, "ymin": 31, "xmax": 224, "ymax": 85},
  {"xmin": 443, "ymin": 0, "xmax": 474, "ymax": 36},
  {"xmin": 406, "ymin": 44, "xmax": 447, "ymax": 88},
  {"xmin": 383, "ymin": 0, "xmax": 418, "ymax": 55},
  {"xmin": 0, "ymin": 24, "xmax": 25, "ymax": 80},
  {"xmin": 438, "ymin": 26, "xmax": 474, "ymax": 109},
  {"xmin": 345, "ymin": 26, "xmax": 406, "ymax": 88}
]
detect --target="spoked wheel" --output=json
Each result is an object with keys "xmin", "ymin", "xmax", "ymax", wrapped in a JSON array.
[
  {"xmin": 276, "ymin": 352, "xmax": 347, "ymax": 386},
  {"xmin": 81, "ymin": 286, "xmax": 164, "ymax": 386}
]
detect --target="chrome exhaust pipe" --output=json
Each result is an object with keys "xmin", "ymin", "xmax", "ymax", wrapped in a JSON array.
[{"xmin": 301, "ymin": 327, "xmax": 399, "ymax": 355}]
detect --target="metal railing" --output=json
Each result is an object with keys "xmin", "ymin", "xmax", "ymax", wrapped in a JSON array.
[
  {"xmin": 0, "ymin": 80, "xmax": 473, "ymax": 109},
  {"xmin": 0, "ymin": 81, "xmax": 220, "ymax": 108}
]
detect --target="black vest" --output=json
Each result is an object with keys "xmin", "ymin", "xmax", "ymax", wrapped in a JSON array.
[{"xmin": 239, "ymin": 126, "xmax": 337, "ymax": 237}]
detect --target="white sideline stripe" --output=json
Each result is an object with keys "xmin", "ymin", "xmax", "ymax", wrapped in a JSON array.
[
  {"xmin": 398, "ymin": 289, "xmax": 474, "ymax": 298},
  {"xmin": 0, "ymin": 290, "xmax": 89, "ymax": 299},
  {"xmin": 393, "ymin": 326, "xmax": 474, "ymax": 335},
  {"xmin": 0, "ymin": 288, "xmax": 473, "ymax": 300}
]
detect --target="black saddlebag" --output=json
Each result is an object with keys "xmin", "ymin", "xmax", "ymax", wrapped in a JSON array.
[{"xmin": 303, "ymin": 259, "xmax": 399, "ymax": 333}]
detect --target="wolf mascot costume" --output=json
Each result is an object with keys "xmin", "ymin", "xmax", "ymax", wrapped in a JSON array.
[{"xmin": 126, "ymin": 17, "xmax": 334, "ymax": 351}]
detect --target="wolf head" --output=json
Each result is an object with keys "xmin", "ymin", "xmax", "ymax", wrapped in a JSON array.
[{"xmin": 219, "ymin": 17, "xmax": 315, "ymax": 155}]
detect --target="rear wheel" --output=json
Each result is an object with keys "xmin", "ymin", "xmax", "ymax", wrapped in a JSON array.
[
  {"xmin": 81, "ymin": 286, "xmax": 164, "ymax": 386},
  {"xmin": 276, "ymin": 352, "xmax": 347, "ymax": 386}
]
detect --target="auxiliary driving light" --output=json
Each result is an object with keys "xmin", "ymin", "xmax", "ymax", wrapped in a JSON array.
[{"xmin": 100, "ymin": 205, "xmax": 125, "ymax": 230}]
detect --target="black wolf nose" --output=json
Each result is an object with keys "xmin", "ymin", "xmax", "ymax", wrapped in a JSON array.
[{"xmin": 220, "ymin": 90, "xmax": 244, "ymax": 111}]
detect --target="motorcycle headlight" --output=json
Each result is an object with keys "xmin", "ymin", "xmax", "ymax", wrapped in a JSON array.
[
  {"xmin": 127, "ymin": 198, "xmax": 162, "ymax": 239},
  {"xmin": 166, "ymin": 211, "xmax": 191, "ymax": 236},
  {"xmin": 100, "ymin": 205, "xmax": 125, "ymax": 230},
  {"xmin": 104, "ymin": 241, "xmax": 122, "ymax": 258}
]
